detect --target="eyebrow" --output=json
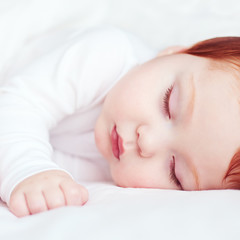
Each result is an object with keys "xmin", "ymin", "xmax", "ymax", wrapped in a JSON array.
[
  {"xmin": 191, "ymin": 163, "xmax": 200, "ymax": 190},
  {"xmin": 182, "ymin": 74, "xmax": 195, "ymax": 124},
  {"xmin": 180, "ymin": 74, "xmax": 200, "ymax": 190},
  {"xmin": 183, "ymin": 152, "xmax": 200, "ymax": 190}
]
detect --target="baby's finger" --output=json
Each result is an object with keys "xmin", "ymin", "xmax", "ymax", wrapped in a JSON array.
[
  {"xmin": 60, "ymin": 181, "xmax": 88, "ymax": 206},
  {"xmin": 25, "ymin": 191, "xmax": 48, "ymax": 215},
  {"xmin": 9, "ymin": 192, "xmax": 30, "ymax": 217},
  {"xmin": 43, "ymin": 187, "xmax": 66, "ymax": 210}
]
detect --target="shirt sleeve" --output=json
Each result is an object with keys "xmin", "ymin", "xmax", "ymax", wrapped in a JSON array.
[{"xmin": 0, "ymin": 26, "xmax": 129, "ymax": 204}]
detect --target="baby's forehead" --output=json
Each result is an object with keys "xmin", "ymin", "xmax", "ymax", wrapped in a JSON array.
[{"xmin": 205, "ymin": 59, "xmax": 240, "ymax": 95}]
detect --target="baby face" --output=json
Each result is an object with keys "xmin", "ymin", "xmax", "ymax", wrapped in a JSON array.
[{"xmin": 95, "ymin": 53, "xmax": 240, "ymax": 190}]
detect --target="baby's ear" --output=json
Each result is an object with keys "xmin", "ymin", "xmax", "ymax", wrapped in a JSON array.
[{"xmin": 157, "ymin": 46, "xmax": 188, "ymax": 57}]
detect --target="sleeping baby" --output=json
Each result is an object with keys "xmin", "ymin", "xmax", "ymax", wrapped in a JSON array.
[{"xmin": 1, "ymin": 26, "xmax": 240, "ymax": 217}]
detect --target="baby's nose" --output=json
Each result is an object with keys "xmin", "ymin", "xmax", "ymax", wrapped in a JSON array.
[{"xmin": 137, "ymin": 124, "xmax": 159, "ymax": 158}]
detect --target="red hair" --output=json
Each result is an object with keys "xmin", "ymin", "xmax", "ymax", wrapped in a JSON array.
[{"xmin": 182, "ymin": 37, "xmax": 240, "ymax": 189}]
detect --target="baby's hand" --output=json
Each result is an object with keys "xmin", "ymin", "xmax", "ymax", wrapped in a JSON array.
[{"xmin": 9, "ymin": 170, "xmax": 88, "ymax": 217}]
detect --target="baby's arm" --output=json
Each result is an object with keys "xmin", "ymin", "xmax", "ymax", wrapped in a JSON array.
[
  {"xmin": 9, "ymin": 170, "xmax": 88, "ymax": 217},
  {"xmin": 0, "ymin": 30, "xmax": 94, "ymax": 213},
  {"xmin": 0, "ymin": 27, "xmax": 128, "ymax": 216}
]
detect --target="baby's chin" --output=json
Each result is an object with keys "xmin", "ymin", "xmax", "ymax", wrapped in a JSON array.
[
  {"xmin": 94, "ymin": 125, "xmax": 107, "ymax": 158},
  {"xmin": 94, "ymin": 115, "xmax": 114, "ymax": 161}
]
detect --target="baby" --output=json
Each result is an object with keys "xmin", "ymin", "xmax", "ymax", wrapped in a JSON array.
[{"xmin": 1, "ymin": 26, "xmax": 240, "ymax": 217}]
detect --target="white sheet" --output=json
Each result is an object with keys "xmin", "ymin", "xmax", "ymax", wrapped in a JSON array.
[{"xmin": 1, "ymin": 0, "xmax": 240, "ymax": 239}]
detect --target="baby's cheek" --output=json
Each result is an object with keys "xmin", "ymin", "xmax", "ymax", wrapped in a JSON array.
[{"xmin": 110, "ymin": 165, "xmax": 146, "ymax": 188}]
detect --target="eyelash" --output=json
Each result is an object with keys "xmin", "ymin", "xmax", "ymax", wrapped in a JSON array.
[
  {"xmin": 170, "ymin": 156, "xmax": 182, "ymax": 189},
  {"xmin": 163, "ymin": 85, "xmax": 174, "ymax": 119}
]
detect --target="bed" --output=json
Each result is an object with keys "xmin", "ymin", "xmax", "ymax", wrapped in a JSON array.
[{"xmin": 1, "ymin": 0, "xmax": 240, "ymax": 239}]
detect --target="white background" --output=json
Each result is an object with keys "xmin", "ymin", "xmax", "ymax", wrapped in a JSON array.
[{"xmin": 0, "ymin": 1, "xmax": 240, "ymax": 239}]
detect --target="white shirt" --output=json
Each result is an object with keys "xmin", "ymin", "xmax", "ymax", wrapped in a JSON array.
[{"xmin": 0, "ymin": 26, "xmax": 157, "ymax": 204}]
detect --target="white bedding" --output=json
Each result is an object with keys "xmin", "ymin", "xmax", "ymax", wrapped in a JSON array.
[{"xmin": 1, "ymin": 0, "xmax": 240, "ymax": 239}]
